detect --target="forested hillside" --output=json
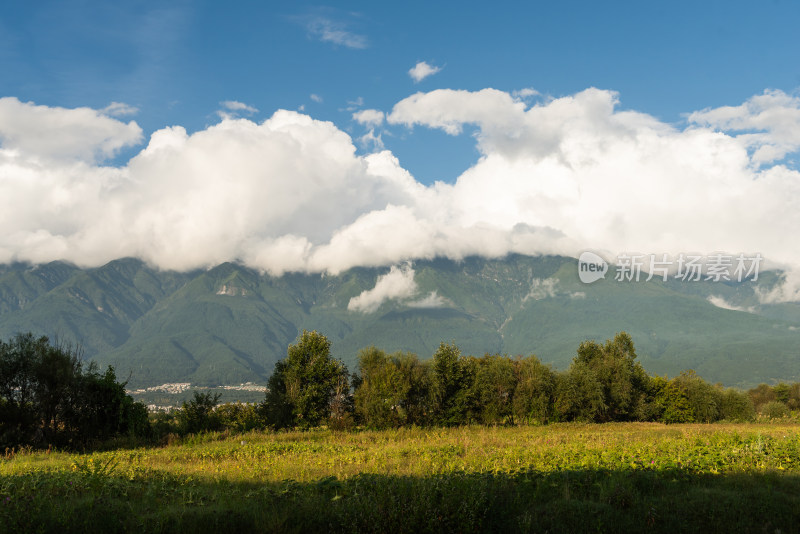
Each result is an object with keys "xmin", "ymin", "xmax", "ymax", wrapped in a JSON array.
[{"xmin": 0, "ymin": 255, "xmax": 798, "ymax": 388}]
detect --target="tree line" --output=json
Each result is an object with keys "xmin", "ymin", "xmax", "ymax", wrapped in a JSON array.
[
  {"xmin": 4, "ymin": 330, "xmax": 799, "ymax": 448},
  {"xmin": 259, "ymin": 330, "xmax": 764, "ymax": 430},
  {"xmin": 0, "ymin": 333, "xmax": 148, "ymax": 449}
]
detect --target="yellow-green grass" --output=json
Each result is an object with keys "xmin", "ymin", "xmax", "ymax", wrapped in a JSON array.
[{"xmin": 2, "ymin": 423, "xmax": 800, "ymax": 533}]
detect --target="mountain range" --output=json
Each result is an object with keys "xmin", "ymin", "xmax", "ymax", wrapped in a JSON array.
[{"xmin": 1, "ymin": 254, "xmax": 798, "ymax": 389}]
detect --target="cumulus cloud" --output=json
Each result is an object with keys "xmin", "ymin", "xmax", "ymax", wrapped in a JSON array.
[
  {"xmin": 310, "ymin": 94, "xmax": 323, "ymax": 103},
  {"xmin": 2, "ymin": 88, "xmax": 800, "ymax": 302},
  {"xmin": 688, "ymin": 90, "xmax": 800, "ymax": 165},
  {"xmin": 512, "ymin": 88, "xmax": 539, "ymax": 99},
  {"xmin": 408, "ymin": 61, "xmax": 442, "ymax": 83},
  {"xmin": 352, "ymin": 109, "xmax": 384, "ymax": 127},
  {"xmin": 388, "ymin": 88, "xmax": 527, "ymax": 136},
  {"xmin": 0, "ymin": 97, "xmax": 142, "ymax": 163},
  {"xmin": 348, "ymin": 264, "xmax": 417, "ymax": 313},
  {"xmin": 357, "ymin": 128, "xmax": 384, "ymax": 151}
]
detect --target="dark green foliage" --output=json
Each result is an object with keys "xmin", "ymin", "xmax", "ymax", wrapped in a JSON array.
[
  {"xmin": 653, "ymin": 377, "xmax": 695, "ymax": 424},
  {"xmin": 261, "ymin": 360, "xmax": 294, "ymax": 430},
  {"xmin": 512, "ymin": 356, "xmax": 556, "ymax": 424},
  {"xmin": 747, "ymin": 383, "xmax": 776, "ymax": 412},
  {"xmin": 70, "ymin": 364, "xmax": 151, "ymax": 442},
  {"xmin": 773, "ymin": 382, "xmax": 791, "ymax": 404},
  {"xmin": 717, "ymin": 387, "xmax": 755, "ymax": 421},
  {"xmin": 353, "ymin": 347, "xmax": 430, "ymax": 428},
  {"xmin": 554, "ymin": 332, "xmax": 650, "ymax": 422},
  {"xmin": 430, "ymin": 342, "xmax": 472, "ymax": 426},
  {"xmin": 261, "ymin": 330, "xmax": 350, "ymax": 429},
  {"xmin": 789, "ymin": 383, "xmax": 800, "ymax": 410},
  {"xmin": 178, "ymin": 391, "xmax": 222, "ymax": 434},
  {"xmin": 0, "ymin": 332, "xmax": 149, "ymax": 448},
  {"xmin": 760, "ymin": 400, "xmax": 790, "ymax": 419},
  {"xmin": 3, "ymin": 255, "xmax": 800, "ymax": 391},
  {"xmin": 469, "ymin": 354, "xmax": 516, "ymax": 424},
  {"xmin": 673, "ymin": 370, "xmax": 721, "ymax": 423},
  {"xmin": 554, "ymin": 360, "xmax": 606, "ymax": 422}
]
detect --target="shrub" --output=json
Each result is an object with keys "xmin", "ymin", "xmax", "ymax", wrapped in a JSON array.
[
  {"xmin": 717, "ymin": 388, "xmax": 755, "ymax": 422},
  {"xmin": 760, "ymin": 400, "xmax": 790, "ymax": 419},
  {"xmin": 178, "ymin": 391, "xmax": 222, "ymax": 434},
  {"xmin": 215, "ymin": 402, "xmax": 265, "ymax": 433}
]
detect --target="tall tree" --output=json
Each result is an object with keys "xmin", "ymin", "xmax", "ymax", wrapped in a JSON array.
[
  {"xmin": 0, "ymin": 333, "xmax": 148, "ymax": 448},
  {"xmin": 430, "ymin": 342, "xmax": 472, "ymax": 426},
  {"xmin": 354, "ymin": 347, "xmax": 429, "ymax": 428},
  {"xmin": 262, "ymin": 330, "xmax": 349, "ymax": 429}
]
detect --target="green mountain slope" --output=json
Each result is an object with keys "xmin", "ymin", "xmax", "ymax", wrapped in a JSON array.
[{"xmin": 0, "ymin": 255, "xmax": 797, "ymax": 388}]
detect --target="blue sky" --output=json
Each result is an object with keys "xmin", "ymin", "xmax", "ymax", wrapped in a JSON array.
[
  {"xmin": 3, "ymin": 0, "xmax": 799, "ymax": 183},
  {"xmin": 1, "ymin": 0, "xmax": 800, "ymax": 303}
]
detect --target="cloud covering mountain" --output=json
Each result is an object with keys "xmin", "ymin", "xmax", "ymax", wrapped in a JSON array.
[{"xmin": 0, "ymin": 88, "xmax": 799, "ymax": 300}]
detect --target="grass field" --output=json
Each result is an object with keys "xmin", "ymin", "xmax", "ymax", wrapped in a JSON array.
[{"xmin": 2, "ymin": 423, "xmax": 800, "ymax": 533}]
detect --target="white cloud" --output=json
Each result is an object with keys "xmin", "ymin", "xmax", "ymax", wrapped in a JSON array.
[
  {"xmin": 0, "ymin": 97, "xmax": 142, "ymax": 163},
  {"xmin": 524, "ymin": 278, "xmax": 585, "ymax": 301},
  {"xmin": 357, "ymin": 129, "xmax": 384, "ymax": 151},
  {"xmin": 388, "ymin": 88, "xmax": 526, "ymax": 136},
  {"xmin": 344, "ymin": 97, "xmax": 365, "ymax": 112},
  {"xmin": 353, "ymin": 109, "xmax": 386, "ymax": 151},
  {"xmin": 408, "ymin": 61, "xmax": 442, "ymax": 83},
  {"xmin": 102, "ymin": 102, "xmax": 139, "ymax": 117},
  {"xmin": 707, "ymin": 295, "xmax": 756, "ymax": 313},
  {"xmin": 218, "ymin": 101, "xmax": 258, "ymax": 120},
  {"xmin": 348, "ymin": 264, "xmax": 417, "ymax": 313},
  {"xmin": 756, "ymin": 270, "xmax": 800, "ymax": 304},
  {"xmin": 512, "ymin": 88, "xmax": 539, "ymax": 100},
  {"xmin": 526, "ymin": 278, "xmax": 559, "ymax": 300},
  {"xmin": 408, "ymin": 291, "xmax": 448, "ymax": 308},
  {"xmin": 221, "ymin": 101, "xmax": 258, "ymax": 114},
  {"xmin": 2, "ymin": 89, "xmax": 800, "ymax": 303},
  {"xmin": 352, "ymin": 109, "xmax": 384, "ymax": 127},
  {"xmin": 306, "ymin": 17, "xmax": 367, "ymax": 49},
  {"xmin": 310, "ymin": 94, "xmax": 323, "ymax": 103},
  {"xmin": 688, "ymin": 90, "xmax": 800, "ymax": 165}
]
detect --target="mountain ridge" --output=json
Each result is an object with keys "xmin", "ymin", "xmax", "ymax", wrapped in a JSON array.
[{"xmin": 0, "ymin": 254, "xmax": 798, "ymax": 389}]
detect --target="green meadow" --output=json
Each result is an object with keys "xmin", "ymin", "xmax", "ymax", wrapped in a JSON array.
[{"xmin": 2, "ymin": 422, "xmax": 799, "ymax": 533}]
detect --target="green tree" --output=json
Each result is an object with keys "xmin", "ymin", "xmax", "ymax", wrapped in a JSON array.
[
  {"xmin": 557, "ymin": 332, "xmax": 649, "ymax": 422},
  {"xmin": 717, "ymin": 387, "xmax": 755, "ymax": 422},
  {"xmin": 773, "ymin": 383, "xmax": 791, "ymax": 405},
  {"xmin": 261, "ymin": 330, "xmax": 349, "ymax": 429},
  {"xmin": 747, "ymin": 383, "xmax": 776, "ymax": 412},
  {"xmin": 554, "ymin": 361, "xmax": 606, "ymax": 422},
  {"xmin": 178, "ymin": 391, "xmax": 222, "ymax": 434},
  {"xmin": 430, "ymin": 342, "xmax": 472, "ymax": 426},
  {"xmin": 673, "ymin": 370, "xmax": 720, "ymax": 423},
  {"xmin": 512, "ymin": 356, "xmax": 556, "ymax": 424},
  {"xmin": 69, "ymin": 364, "xmax": 150, "ymax": 443},
  {"xmin": 354, "ymin": 348, "xmax": 430, "ymax": 428},
  {"xmin": 0, "ymin": 333, "xmax": 149, "ymax": 448},
  {"xmin": 470, "ymin": 354, "xmax": 516, "ymax": 424},
  {"xmin": 788, "ymin": 383, "xmax": 800, "ymax": 411},
  {"xmin": 653, "ymin": 377, "xmax": 694, "ymax": 424}
]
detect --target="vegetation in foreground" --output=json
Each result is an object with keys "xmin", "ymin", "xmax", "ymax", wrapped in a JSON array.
[{"xmin": 2, "ymin": 423, "xmax": 800, "ymax": 533}]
